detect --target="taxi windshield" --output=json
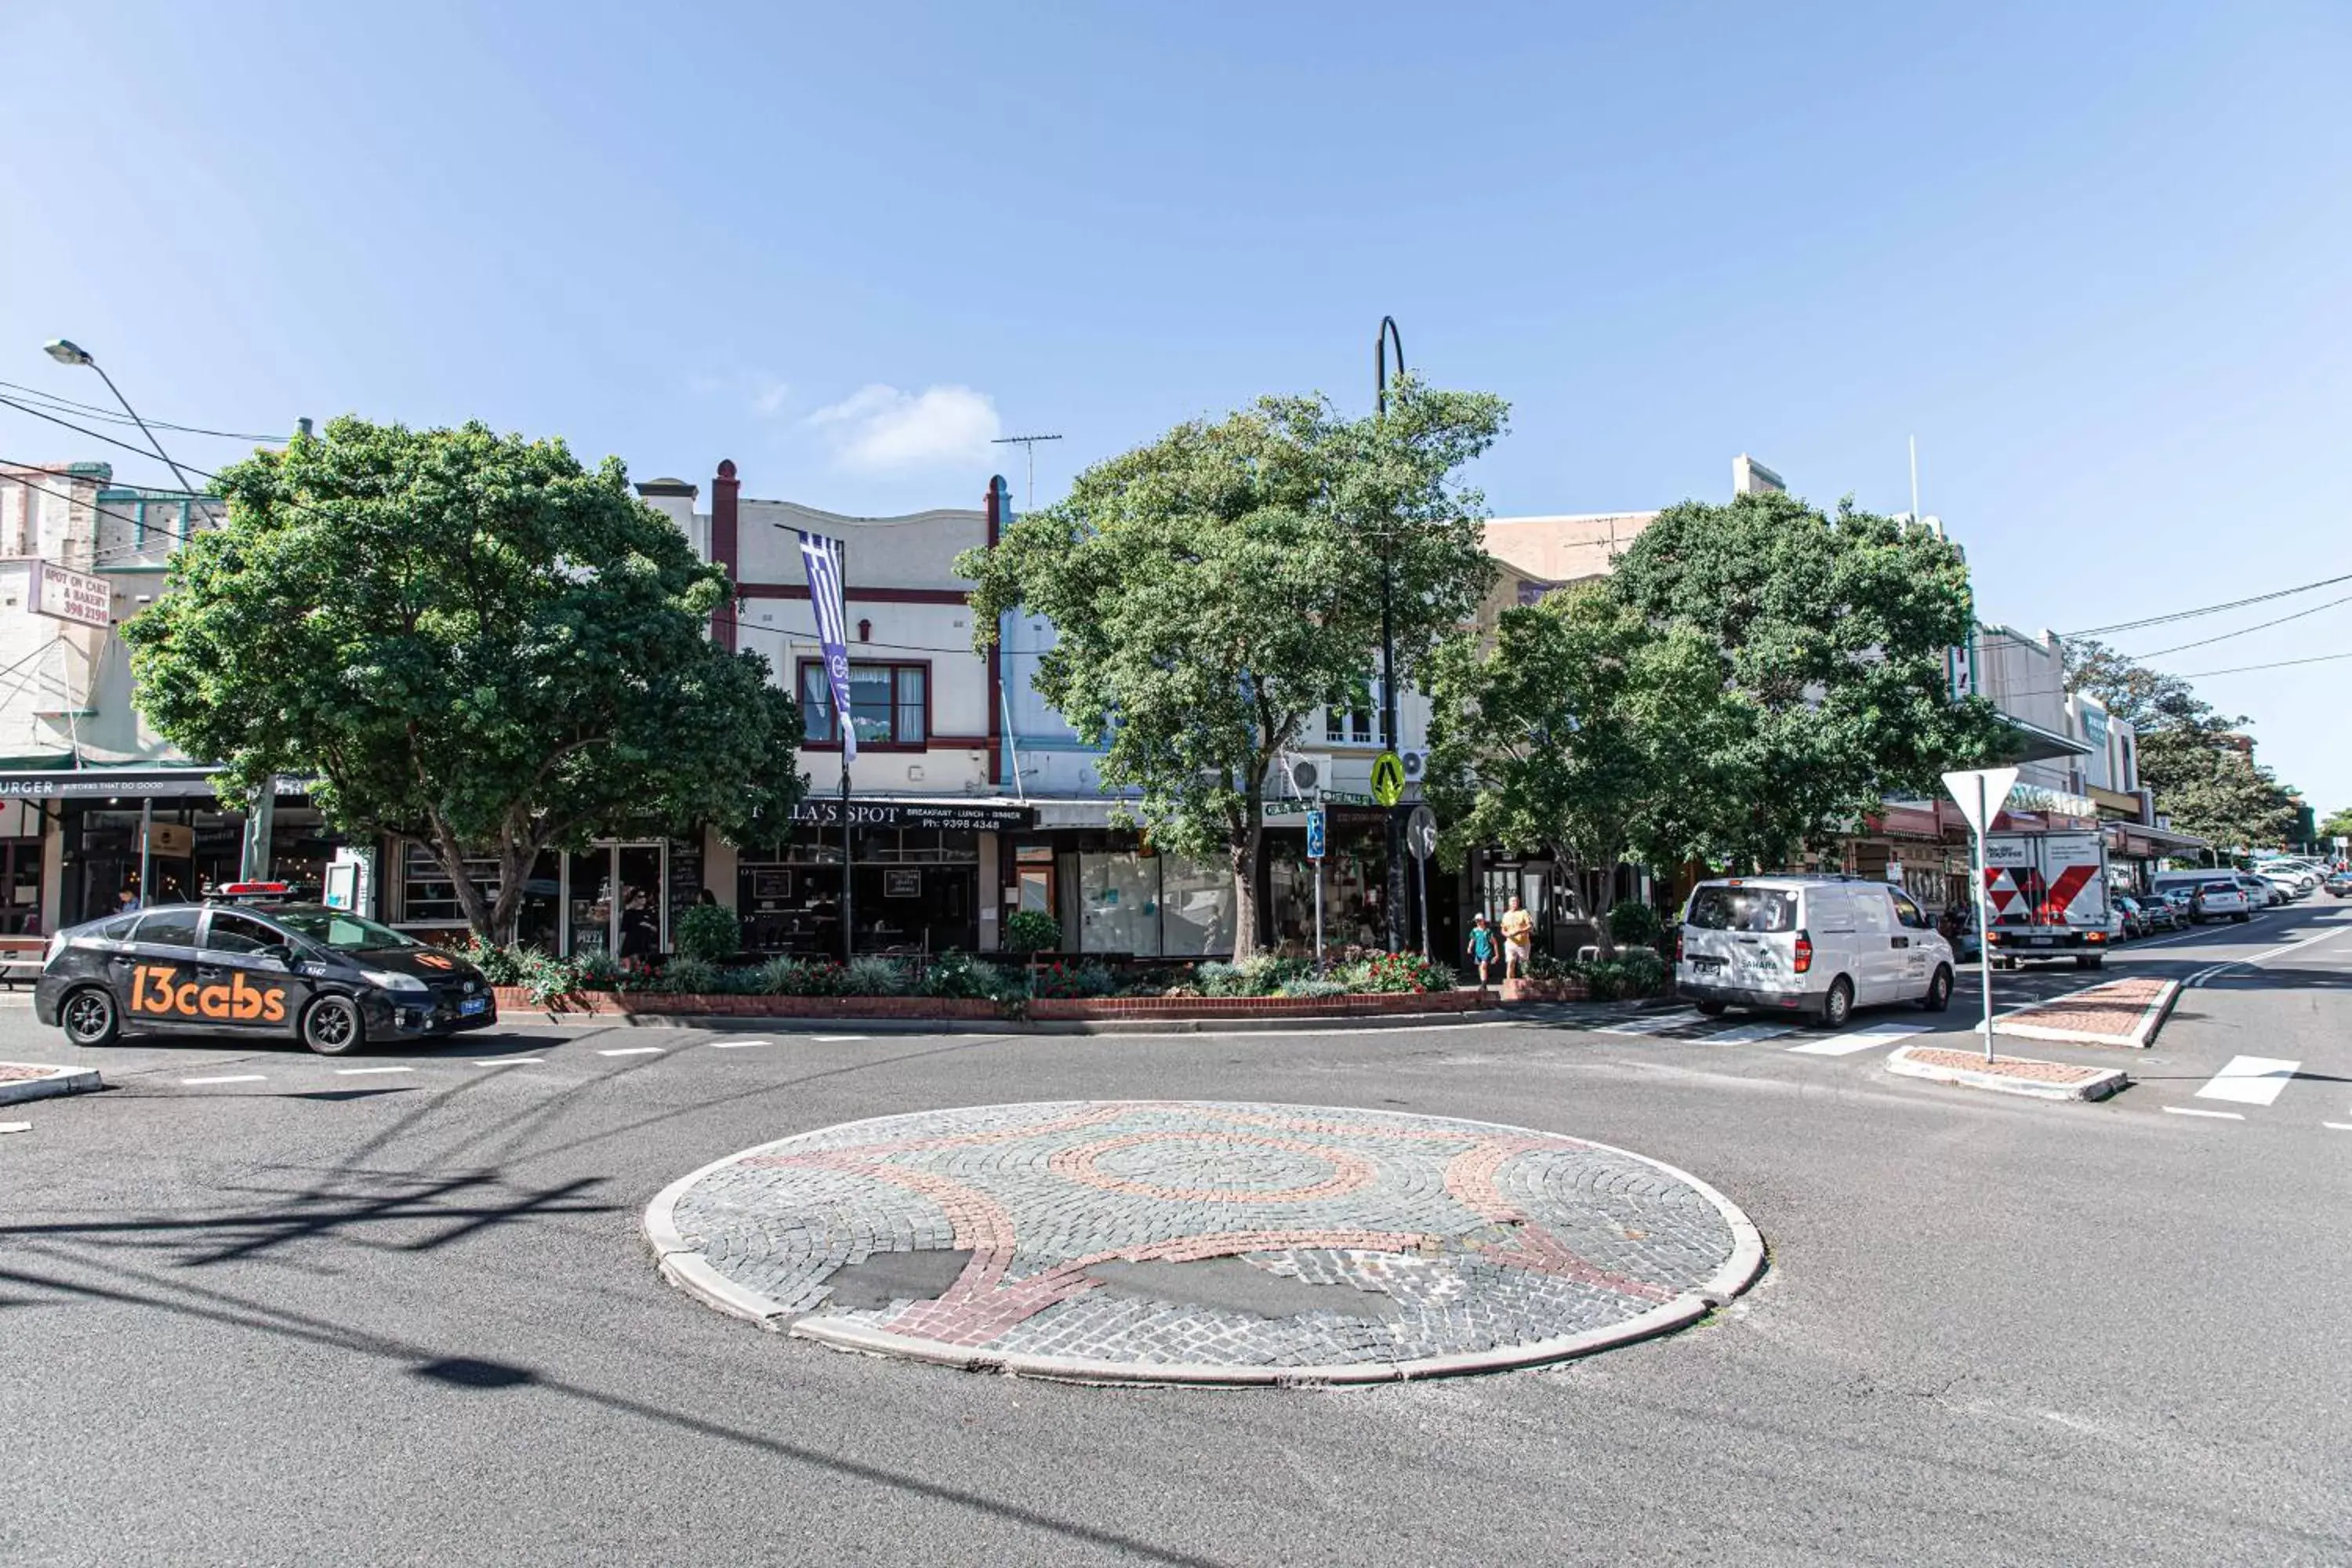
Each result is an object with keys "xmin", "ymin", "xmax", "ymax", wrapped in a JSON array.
[{"xmin": 264, "ymin": 906, "xmax": 420, "ymax": 952}]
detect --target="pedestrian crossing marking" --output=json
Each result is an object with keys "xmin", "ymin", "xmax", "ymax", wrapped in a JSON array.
[
  {"xmin": 1594, "ymin": 1014, "xmax": 1691, "ymax": 1037},
  {"xmin": 1706, "ymin": 1022, "xmax": 1796, "ymax": 1044},
  {"xmin": 2193, "ymin": 1054, "xmax": 2299, "ymax": 1107},
  {"xmin": 1786, "ymin": 1022, "xmax": 1933, "ymax": 1057}
]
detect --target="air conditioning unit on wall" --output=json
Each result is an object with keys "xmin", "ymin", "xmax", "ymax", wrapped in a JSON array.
[
  {"xmin": 1399, "ymin": 749, "xmax": 1428, "ymax": 784},
  {"xmin": 1286, "ymin": 754, "xmax": 1332, "ymax": 797}
]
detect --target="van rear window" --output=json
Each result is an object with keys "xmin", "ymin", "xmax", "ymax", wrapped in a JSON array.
[{"xmin": 1686, "ymin": 887, "xmax": 1800, "ymax": 933}]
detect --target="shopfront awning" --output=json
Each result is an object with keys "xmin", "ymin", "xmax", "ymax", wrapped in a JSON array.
[
  {"xmin": 1988, "ymin": 715, "xmax": 2092, "ymax": 766},
  {"xmin": 2107, "ymin": 821, "xmax": 2210, "ymax": 859}
]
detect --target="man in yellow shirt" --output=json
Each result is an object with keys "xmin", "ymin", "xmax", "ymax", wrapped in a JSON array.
[{"xmin": 1499, "ymin": 895, "xmax": 1535, "ymax": 979}]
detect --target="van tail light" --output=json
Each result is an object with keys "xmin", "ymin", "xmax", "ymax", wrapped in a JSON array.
[
  {"xmin": 1672, "ymin": 927, "xmax": 1684, "ymax": 962},
  {"xmin": 1793, "ymin": 931, "xmax": 1813, "ymax": 974}
]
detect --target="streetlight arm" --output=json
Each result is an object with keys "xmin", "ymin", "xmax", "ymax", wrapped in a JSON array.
[{"xmin": 86, "ymin": 358, "xmax": 199, "ymax": 495}]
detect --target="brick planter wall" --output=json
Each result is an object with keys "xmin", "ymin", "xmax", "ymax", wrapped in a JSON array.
[
  {"xmin": 1027, "ymin": 990, "xmax": 1485, "ymax": 1021},
  {"xmin": 1499, "ymin": 977, "xmax": 1592, "ymax": 1003}
]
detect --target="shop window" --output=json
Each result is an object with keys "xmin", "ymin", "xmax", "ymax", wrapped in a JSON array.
[
  {"xmin": 1078, "ymin": 853, "xmax": 1158, "ymax": 955},
  {"xmin": 800, "ymin": 662, "xmax": 927, "ymax": 748},
  {"xmin": 1160, "ymin": 857, "xmax": 1234, "ymax": 955}
]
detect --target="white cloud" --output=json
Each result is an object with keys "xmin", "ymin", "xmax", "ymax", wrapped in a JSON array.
[
  {"xmin": 686, "ymin": 372, "xmax": 793, "ymax": 419},
  {"xmin": 746, "ymin": 375, "xmax": 791, "ymax": 419},
  {"xmin": 808, "ymin": 383, "xmax": 1001, "ymax": 472}
]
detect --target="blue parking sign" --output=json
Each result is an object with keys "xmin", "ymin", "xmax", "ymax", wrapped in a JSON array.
[{"xmin": 1305, "ymin": 809, "xmax": 1327, "ymax": 861}]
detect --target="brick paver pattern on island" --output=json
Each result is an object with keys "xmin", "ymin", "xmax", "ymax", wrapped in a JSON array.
[
  {"xmin": 1999, "ymin": 977, "xmax": 2169, "ymax": 1039},
  {"xmin": 0, "ymin": 1062, "xmax": 74, "ymax": 1083},
  {"xmin": 668, "ymin": 1101, "xmax": 1740, "ymax": 1371},
  {"xmin": 1903, "ymin": 1048, "xmax": 2104, "ymax": 1083}
]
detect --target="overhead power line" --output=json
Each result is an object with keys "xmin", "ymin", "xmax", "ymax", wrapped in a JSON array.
[
  {"xmin": 2064, "ymin": 570, "xmax": 2352, "ymax": 639},
  {"xmin": 2126, "ymin": 590, "xmax": 2352, "ymax": 661},
  {"xmin": 2176, "ymin": 650, "xmax": 2352, "ymax": 679},
  {"xmin": 0, "ymin": 379, "xmax": 284, "ymax": 443}
]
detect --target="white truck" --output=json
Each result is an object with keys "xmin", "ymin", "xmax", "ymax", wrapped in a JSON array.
[{"xmin": 1980, "ymin": 829, "xmax": 2119, "ymax": 971}]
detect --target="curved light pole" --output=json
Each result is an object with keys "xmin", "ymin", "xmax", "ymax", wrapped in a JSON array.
[
  {"xmin": 1374, "ymin": 315, "xmax": 1407, "ymax": 954},
  {"xmin": 42, "ymin": 339, "xmax": 199, "ymax": 494}
]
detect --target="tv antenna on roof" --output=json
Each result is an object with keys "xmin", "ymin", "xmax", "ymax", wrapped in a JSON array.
[{"xmin": 990, "ymin": 433, "xmax": 1062, "ymax": 510}]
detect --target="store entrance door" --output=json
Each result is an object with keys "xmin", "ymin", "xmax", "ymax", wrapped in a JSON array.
[{"xmin": 564, "ymin": 842, "xmax": 668, "ymax": 962}]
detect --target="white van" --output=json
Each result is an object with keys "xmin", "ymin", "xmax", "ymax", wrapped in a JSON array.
[{"xmin": 1677, "ymin": 877, "xmax": 1956, "ymax": 1029}]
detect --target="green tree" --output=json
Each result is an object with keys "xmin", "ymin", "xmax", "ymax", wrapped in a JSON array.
[
  {"xmin": 2319, "ymin": 806, "xmax": 2352, "ymax": 844},
  {"xmin": 959, "ymin": 382, "xmax": 1505, "ymax": 958},
  {"xmin": 125, "ymin": 418, "xmax": 804, "ymax": 943},
  {"xmin": 1601, "ymin": 491, "xmax": 2005, "ymax": 869},
  {"xmin": 1424, "ymin": 583, "xmax": 1736, "ymax": 950},
  {"xmin": 2066, "ymin": 638, "xmax": 2298, "ymax": 852}
]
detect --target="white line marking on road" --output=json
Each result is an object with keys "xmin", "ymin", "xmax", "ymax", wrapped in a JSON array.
[
  {"xmin": 2163, "ymin": 1105, "xmax": 2245, "ymax": 1120},
  {"xmin": 598, "ymin": 1046, "xmax": 664, "ymax": 1057},
  {"xmin": 335, "ymin": 1065, "xmax": 414, "ymax": 1076},
  {"xmin": 814, "ymin": 1035, "xmax": 867, "ymax": 1043},
  {"xmin": 1596, "ymin": 1014, "xmax": 1690, "ymax": 1036},
  {"xmin": 2186, "ymin": 920, "xmax": 2352, "ymax": 987},
  {"xmin": 2323, "ymin": 1122, "xmax": 2352, "ymax": 1132},
  {"xmin": 2194, "ymin": 1054, "xmax": 2300, "ymax": 1106},
  {"xmin": 182, "ymin": 1073, "xmax": 267, "ymax": 1084},
  {"xmin": 1705, "ymin": 1022, "xmax": 1796, "ymax": 1044},
  {"xmin": 1786, "ymin": 1022, "xmax": 1932, "ymax": 1057},
  {"xmin": 473, "ymin": 1057, "xmax": 544, "ymax": 1066},
  {"xmin": 709, "ymin": 1040, "xmax": 773, "ymax": 1050},
  {"xmin": 0, "ymin": 1120, "xmax": 31, "ymax": 1133}
]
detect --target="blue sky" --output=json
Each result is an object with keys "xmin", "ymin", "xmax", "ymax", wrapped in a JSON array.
[{"xmin": 4, "ymin": 2, "xmax": 2348, "ymax": 808}]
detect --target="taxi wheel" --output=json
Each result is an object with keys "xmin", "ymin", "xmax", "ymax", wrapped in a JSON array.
[
  {"xmin": 60, "ymin": 986, "xmax": 119, "ymax": 1047},
  {"xmin": 299, "ymin": 994, "xmax": 368, "ymax": 1056}
]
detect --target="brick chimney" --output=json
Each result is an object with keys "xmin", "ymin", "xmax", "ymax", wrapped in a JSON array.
[{"xmin": 710, "ymin": 459, "xmax": 739, "ymax": 652}]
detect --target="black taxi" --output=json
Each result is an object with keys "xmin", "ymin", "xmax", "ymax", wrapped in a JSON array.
[{"xmin": 35, "ymin": 892, "xmax": 496, "ymax": 1055}]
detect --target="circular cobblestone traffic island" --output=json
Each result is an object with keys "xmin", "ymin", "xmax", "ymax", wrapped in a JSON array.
[{"xmin": 645, "ymin": 1101, "xmax": 1764, "ymax": 1385}]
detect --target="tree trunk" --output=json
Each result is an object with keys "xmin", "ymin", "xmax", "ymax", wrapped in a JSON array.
[
  {"xmin": 487, "ymin": 832, "xmax": 536, "ymax": 949},
  {"xmin": 426, "ymin": 818, "xmax": 496, "ymax": 947},
  {"xmin": 1229, "ymin": 810, "xmax": 1264, "ymax": 961}
]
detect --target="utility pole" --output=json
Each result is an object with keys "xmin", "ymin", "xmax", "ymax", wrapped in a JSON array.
[
  {"xmin": 1375, "ymin": 315, "xmax": 1406, "ymax": 954},
  {"xmin": 989, "ymin": 434, "xmax": 1062, "ymax": 510}
]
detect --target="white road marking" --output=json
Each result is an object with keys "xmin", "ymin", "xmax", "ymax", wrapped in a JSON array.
[
  {"xmin": 2186, "ymin": 920, "xmax": 2352, "ymax": 987},
  {"xmin": 335, "ymin": 1065, "xmax": 414, "ymax": 1076},
  {"xmin": 814, "ymin": 1035, "xmax": 867, "ymax": 1043},
  {"xmin": 709, "ymin": 1040, "xmax": 773, "ymax": 1050},
  {"xmin": 1595, "ymin": 1014, "xmax": 1690, "ymax": 1036},
  {"xmin": 2323, "ymin": 1123, "xmax": 2352, "ymax": 1132},
  {"xmin": 1786, "ymin": 1022, "xmax": 1932, "ymax": 1057},
  {"xmin": 597, "ymin": 1046, "xmax": 664, "ymax": 1058},
  {"xmin": 473, "ymin": 1057, "xmax": 543, "ymax": 1066},
  {"xmin": 2194, "ymin": 1054, "xmax": 2300, "ymax": 1106},
  {"xmin": 1704, "ymin": 1022, "xmax": 1796, "ymax": 1044},
  {"xmin": 0, "ymin": 1120, "xmax": 31, "ymax": 1133},
  {"xmin": 182, "ymin": 1073, "xmax": 267, "ymax": 1084},
  {"xmin": 2163, "ymin": 1105, "xmax": 2245, "ymax": 1120}
]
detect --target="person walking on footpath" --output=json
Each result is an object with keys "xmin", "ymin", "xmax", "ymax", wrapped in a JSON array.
[
  {"xmin": 1466, "ymin": 912, "xmax": 1497, "ymax": 987},
  {"xmin": 1500, "ymin": 895, "xmax": 1535, "ymax": 980}
]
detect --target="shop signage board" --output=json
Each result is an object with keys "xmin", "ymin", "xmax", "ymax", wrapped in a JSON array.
[
  {"xmin": 785, "ymin": 799, "xmax": 1036, "ymax": 832},
  {"xmin": 1265, "ymin": 792, "xmax": 1379, "ymax": 816},
  {"xmin": 0, "ymin": 769, "xmax": 308, "ymax": 800},
  {"xmin": 30, "ymin": 562, "xmax": 113, "ymax": 630}
]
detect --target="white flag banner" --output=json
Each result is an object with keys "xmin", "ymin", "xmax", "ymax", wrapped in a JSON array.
[{"xmin": 795, "ymin": 530, "xmax": 856, "ymax": 764}]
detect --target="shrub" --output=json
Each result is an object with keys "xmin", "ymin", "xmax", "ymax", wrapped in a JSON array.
[
  {"xmin": 462, "ymin": 937, "xmax": 525, "ymax": 986},
  {"xmin": 658, "ymin": 956, "xmax": 720, "ymax": 995},
  {"xmin": 1004, "ymin": 909, "xmax": 1061, "ymax": 956},
  {"xmin": 673, "ymin": 903, "xmax": 742, "ymax": 964},
  {"xmin": 1277, "ymin": 977, "xmax": 1351, "ymax": 1000},
  {"xmin": 515, "ymin": 949, "xmax": 581, "ymax": 1004},
  {"xmin": 1032, "ymin": 960, "xmax": 1114, "ymax": 999},
  {"xmin": 756, "ymin": 956, "xmax": 848, "ymax": 996},
  {"xmin": 1193, "ymin": 961, "xmax": 1246, "ymax": 998},
  {"xmin": 1606, "ymin": 900, "xmax": 1663, "ymax": 948},
  {"xmin": 1353, "ymin": 951, "xmax": 1454, "ymax": 994},
  {"xmin": 920, "ymin": 950, "xmax": 1020, "ymax": 1001},
  {"xmin": 844, "ymin": 955, "xmax": 911, "ymax": 996},
  {"xmin": 1525, "ymin": 949, "xmax": 1577, "ymax": 982},
  {"xmin": 1613, "ymin": 947, "xmax": 1668, "ymax": 996},
  {"xmin": 1237, "ymin": 955, "xmax": 1314, "ymax": 996},
  {"xmin": 572, "ymin": 950, "xmax": 622, "ymax": 991}
]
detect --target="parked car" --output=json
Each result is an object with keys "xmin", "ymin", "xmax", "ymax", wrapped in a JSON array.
[
  {"xmin": 2238, "ymin": 874, "xmax": 2285, "ymax": 908},
  {"xmin": 2161, "ymin": 887, "xmax": 2198, "ymax": 923},
  {"xmin": 2136, "ymin": 895, "xmax": 2180, "ymax": 933},
  {"xmin": 35, "ymin": 898, "xmax": 495, "ymax": 1054},
  {"xmin": 2114, "ymin": 897, "xmax": 2148, "ymax": 939},
  {"xmin": 2326, "ymin": 872, "xmax": 2352, "ymax": 899},
  {"xmin": 1678, "ymin": 876, "xmax": 1955, "ymax": 1029},
  {"xmin": 2187, "ymin": 879, "xmax": 2253, "ymax": 924}
]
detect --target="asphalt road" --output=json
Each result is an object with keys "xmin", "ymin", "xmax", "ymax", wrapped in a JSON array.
[{"xmin": 4, "ymin": 903, "xmax": 2348, "ymax": 1566}]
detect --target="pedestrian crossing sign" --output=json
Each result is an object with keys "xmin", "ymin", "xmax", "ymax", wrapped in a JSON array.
[{"xmin": 1370, "ymin": 751, "xmax": 1405, "ymax": 806}]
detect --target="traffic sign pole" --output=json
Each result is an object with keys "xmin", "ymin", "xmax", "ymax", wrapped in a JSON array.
[
  {"xmin": 1306, "ymin": 808, "xmax": 1327, "ymax": 967},
  {"xmin": 1974, "ymin": 775, "xmax": 1994, "ymax": 1064}
]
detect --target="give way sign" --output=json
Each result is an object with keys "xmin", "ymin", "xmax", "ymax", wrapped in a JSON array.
[{"xmin": 1941, "ymin": 767, "xmax": 2020, "ymax": 837}]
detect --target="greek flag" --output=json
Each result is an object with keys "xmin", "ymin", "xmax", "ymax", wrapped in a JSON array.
[{"xmin": 796, "ymin": 530, "xmax": 857, "ymax": 763}]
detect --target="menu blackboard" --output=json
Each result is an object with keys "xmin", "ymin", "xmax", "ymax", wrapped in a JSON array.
[{"xmin": 667, "ymin": 849, "xmax": 703, "ymax": 934}]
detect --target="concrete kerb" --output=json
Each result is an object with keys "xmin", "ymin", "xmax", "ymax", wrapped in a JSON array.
[
  {"xmin": 505, "ymin": 1007, "xmax": 1510, "ymax": 1037},
  {"xmin": 0, "ymin": 1062, "xmax": 102, "ymax": 1106},
  {"xmin": 640, "ymin": 1102, "xmax": 1767, "ymax": 1387},
  {"xmin": 1885, "ymin": 1044, "xmax": 2130, "ymax": 1103}
]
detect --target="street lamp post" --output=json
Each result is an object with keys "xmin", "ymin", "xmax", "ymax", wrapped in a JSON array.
[
  {"xmin": 42, "ymin": 339, "xmax": 199, "ymax": 495},
  {"xmin": 1374, "ymin": 315, "xmax": 1407, "ymax": 954}
]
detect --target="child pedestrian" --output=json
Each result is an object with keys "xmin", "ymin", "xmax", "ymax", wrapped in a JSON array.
[{"xmin": 1466, "ymin": 912, "xmax": 1497, "ymax": 987}]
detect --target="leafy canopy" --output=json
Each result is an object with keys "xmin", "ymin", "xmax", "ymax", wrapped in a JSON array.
[
  {"xmin": 959, "ymin": 382, "xmax": 1505, "ymax": 955},
  {"xmin": 125, "ymin": 417, "xmax": 802, "ymax": 939},
  {"xmin": 1602, "ymin": 491, "xmax": 2005, "ymax": 869},
  {"xmin": 2065, "ymin": 637, "xmax": 2298, "ymax": 852}
]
